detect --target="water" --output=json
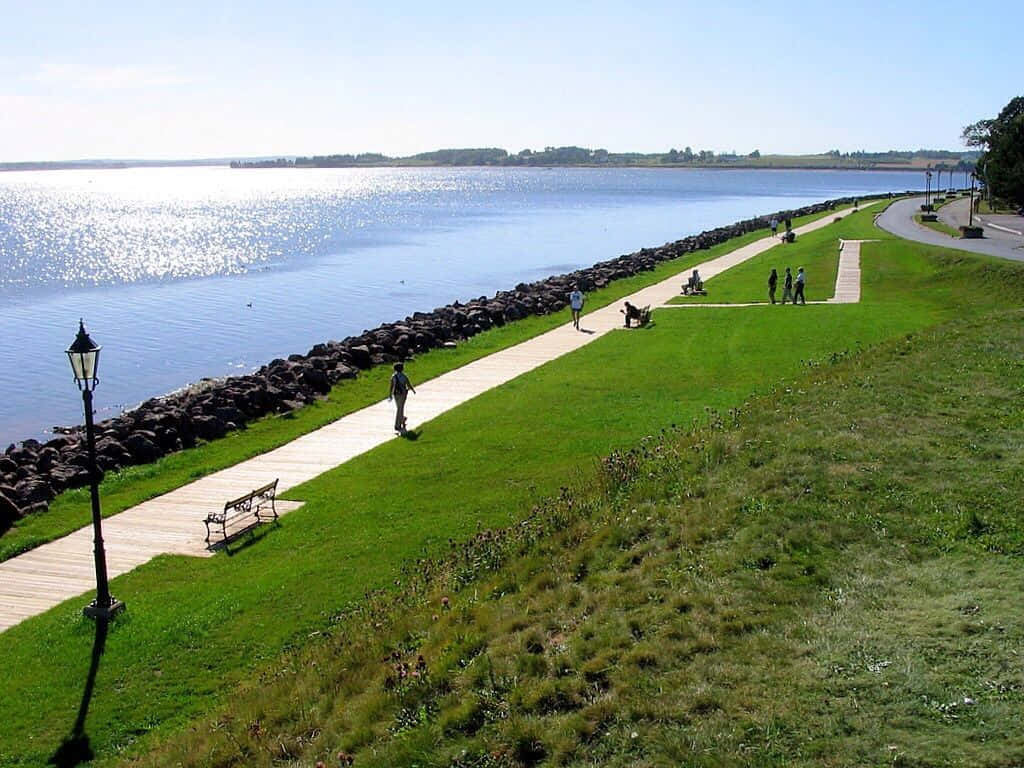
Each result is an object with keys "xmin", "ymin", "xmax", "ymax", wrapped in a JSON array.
[{"xmin": 0, "ymin": 166, "xmax": 917, "ymax": 443}]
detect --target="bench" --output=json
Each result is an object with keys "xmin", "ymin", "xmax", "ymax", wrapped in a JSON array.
[
  {"xmin": 621, "ymin": 303, "xmax": 651, "ymax": 328},
  {"xmin": 204, "ymin": 479, "xmax": 279, "ymax": 542}
]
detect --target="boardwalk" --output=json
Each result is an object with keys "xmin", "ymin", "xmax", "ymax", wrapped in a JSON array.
[{"xmin": 0, "ymin": 203, "xmax": 873, "ymax": 632}]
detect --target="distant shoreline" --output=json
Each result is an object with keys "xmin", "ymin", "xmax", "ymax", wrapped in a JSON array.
[{"xmin": 1, "ymin": 161, "xmax": 937, "ymax": 173}]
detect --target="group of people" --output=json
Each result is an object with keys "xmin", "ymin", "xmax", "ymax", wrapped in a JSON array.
[{"xmin": 767, "ymin": 266, "xmax": 806, "ymax": 305}]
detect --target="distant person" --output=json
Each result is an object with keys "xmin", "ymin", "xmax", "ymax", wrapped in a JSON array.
[
  {"xmin": 781, "ymin": 267, "xmax": 794, "ymax": 304},
  {"xmin": 768, "ymin": 268, "xmax": 778, "ymax": 304},
  {"xmin": 622, "ymin": 301, "xmax": 642, "ymax": 328},
  {"xmin": 568, "ymin": 285, "xmax": 584, "ymax": 330},
  {"xmin": 683, "ymin": 269, "xmax": 702, "ymax": 295},
  {"xmin": 770, "ymin": 217, "xmax": 779, "ymax": 237},
  {"xmin": 793, "ymin": 267, "xmax": 806, "ymax": 305},
  {"xmin": 784, "ymin": 216, "xmax": 792, "ymax": 233},
  {"xmin": 388, "ymin": 362, "xmax": 416, "ymax": 434}
]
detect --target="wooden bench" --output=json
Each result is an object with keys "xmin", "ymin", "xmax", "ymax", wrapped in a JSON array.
[{"xmin": 204, "ymin": 479, "xmax": 279, "ymax": 542}]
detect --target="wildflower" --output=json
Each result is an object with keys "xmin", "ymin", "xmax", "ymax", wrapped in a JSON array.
[{"xmin": 441, "ymin": 596, "xmax": 451, "ymax": 609}]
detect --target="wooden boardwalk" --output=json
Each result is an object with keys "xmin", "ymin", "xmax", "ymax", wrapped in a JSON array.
[{"xmin": 0, "ymin": 204, "xmax": 873, "ymax": 633}]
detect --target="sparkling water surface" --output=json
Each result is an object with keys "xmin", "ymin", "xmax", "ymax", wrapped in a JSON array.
[{"xmin": 0, "ymin": 166, "xmax": 917, "ymax": 443}]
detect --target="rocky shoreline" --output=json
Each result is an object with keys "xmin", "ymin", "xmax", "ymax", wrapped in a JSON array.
[{"xmin": 0, "ymin": 195, "xmax": 885, "ymax": 531}]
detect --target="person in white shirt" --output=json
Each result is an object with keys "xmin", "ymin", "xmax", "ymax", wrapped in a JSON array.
[
  {"xmin": 793, "ymin": 267, "xmax": 806, "ymax": 305},
  {"xmin": 568, "ymin": 285, "xmax": 585, "ymax": 330}
]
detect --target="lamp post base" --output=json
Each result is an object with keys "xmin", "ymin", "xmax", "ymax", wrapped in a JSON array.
[{"xmin": 83, "ymin": 596, "xmax": 126, "ymax": 620}]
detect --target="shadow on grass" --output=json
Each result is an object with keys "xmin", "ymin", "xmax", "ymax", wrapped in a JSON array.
[
  {"xmin": 49, "ymin": 618, "xmax": 108, "ymax": 767},
  {"xmin": 400, "ymin": 429, "xmax": 421, "ymax": 441},
  {"xmin": 207, "ymin": 520, "xmax": 280, "ymax": 557}
]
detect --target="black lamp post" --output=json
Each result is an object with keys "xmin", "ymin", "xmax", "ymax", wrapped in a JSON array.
[
  {"xmin": 66, "ymin": 320, "xmax": 125, "ymax": 621},
  {"xmin": 969, "ymin": 173, "xmax": 977, "ymax": 227},
  {"xmin": 925, "ymin": 170, "xmax": 932, "ymax": 207}
]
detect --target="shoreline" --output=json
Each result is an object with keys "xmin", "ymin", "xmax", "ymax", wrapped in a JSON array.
[
  {"xmin": 1, "ymin": 192, "xmax": 892, "ymax": 525},
  {"xmin": 3, "ymin": 162, "xmax": 943, "ymax": 173}
]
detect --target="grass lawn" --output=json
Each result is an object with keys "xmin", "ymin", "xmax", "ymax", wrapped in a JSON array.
[
  {"xmin": 135, "ymin": 307, "xmax": 1024, "ymax": 767},
  {"xmin": 3, "ymin": 206, "xmax": 1022, "ymax": 766},
  {"xmin": 914, "ymin": 213, "xmax": 962, "ymax": 239},
  {"xmin": 666, "ymin": 206, "xmax": 888, "ymax": 306}
]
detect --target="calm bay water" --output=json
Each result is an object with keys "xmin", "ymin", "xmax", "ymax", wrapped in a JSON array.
[{"xmin": 0, "ymin": 166, "xmax": 917, "ymax": 443}]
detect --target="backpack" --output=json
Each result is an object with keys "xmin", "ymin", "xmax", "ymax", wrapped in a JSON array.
[{"xmin": 392, "ymin": 372, "xmax": 408, "ymax": 395}]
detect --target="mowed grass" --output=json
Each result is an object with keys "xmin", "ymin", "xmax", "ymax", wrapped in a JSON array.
[
  {"xmin": 667, "ymin": 205, "xmax": 886, "ymax": 305},
  {"xmin": 2, "ymin": 206, "xmax": 1019, "ymax": 767},
  {"xmin": 135, "ymin": 309, "xmax": 1024, "ymax": 768}
]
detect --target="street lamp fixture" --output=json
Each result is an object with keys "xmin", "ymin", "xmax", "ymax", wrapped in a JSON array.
[
  {"xmin": 925, "ymin": 170, "xmax": 932, "ymax": 208},
  {"xmin": 66, "ymin": 320, "xmax": 125, "ymax": 621}
]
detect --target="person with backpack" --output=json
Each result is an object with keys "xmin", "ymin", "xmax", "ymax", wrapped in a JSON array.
[{"xmin": 388, "ymin": 362, "xmax": 416, "ymax": 434}]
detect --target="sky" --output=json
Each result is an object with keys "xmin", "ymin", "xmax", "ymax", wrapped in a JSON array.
[{"xmin": 0, "ymin": 0, "xmax": 1020, "ymax": 162}]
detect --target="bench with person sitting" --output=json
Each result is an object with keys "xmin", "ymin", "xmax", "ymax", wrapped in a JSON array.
[
  {"xmin": 681, "ymin": 269, "xmax": 707, "ymax": 296},
  {"xmin": 621, "ymin": 301, "xmax": 651, "ymax": 328}
]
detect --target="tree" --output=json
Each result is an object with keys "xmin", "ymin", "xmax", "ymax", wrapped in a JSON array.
[
  {"xmin": 682, "ymin": 146, "xmax": 694, "ymax": 162},
  {"xmin": 963, "ymin": 96, "xmax": 1024, "ymax": 207},
  {"xmin": 749, "ymin": 149, "xmax": 761, "ymax": 159}
]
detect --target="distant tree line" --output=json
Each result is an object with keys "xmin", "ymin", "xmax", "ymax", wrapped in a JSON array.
[
  {"xmin": 229, "ymin": 145, "xmax": 979, "ymax": 171},
  {"xmin": 963, "ymin": 95, "xmax": 1024, "ymax": 207}
]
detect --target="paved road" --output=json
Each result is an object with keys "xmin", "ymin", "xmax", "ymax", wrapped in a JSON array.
[{"xmin": 876, "ymin": 197, "xmax": 1024, "ymax": 262}]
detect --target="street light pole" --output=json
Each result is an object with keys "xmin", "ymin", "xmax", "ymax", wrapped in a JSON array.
[
  {"xmin": 67, "ymin": 320, "xmax": 125, "ymax": 621},
  {"xmin": 969, "ymin": 174, "xmax": 976, "ymax": 227}
]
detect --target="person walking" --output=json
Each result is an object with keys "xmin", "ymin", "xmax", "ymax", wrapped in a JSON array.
[
  {"xmin": 568, "ymin": 285, "xmax": 584, "ymax": 330},
  {"xmin": 768, "ymin": 268, "xmax": 778, "ymax": 304},
  {"xmin": 770, "ymin": 216, "xmax": 778, "ymax": 237},
  {"xmin": 793, "ymin": 267, "xmax": 806, "ymax": 305},
  {"xmin": 781, "ymin": 267, "xmax": 794, "ymax": 304},
  {"xmin": 388, "ymin": 362, "xmax": 416, "ymax": 434}
]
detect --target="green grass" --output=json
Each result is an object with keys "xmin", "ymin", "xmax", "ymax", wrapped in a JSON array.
[
  {"xmin": 915, "ymin": 213, "xmax": 962, "ymax": 239},
  {"xmin": 3, "ymin": 207, "xmax": 1023, "ymax": 767},
  {"xmin": 128, "ymin": 302, "xmax": 1024, "ymax": 767},
  {"xmin": 666, "ymin": 203, "xmax": 885, "ymax": 305}
]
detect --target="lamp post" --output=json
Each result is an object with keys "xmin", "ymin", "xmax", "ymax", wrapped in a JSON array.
[
  {"xmin": 969, "ymin": 173, "xmax": 976, "ymax": 227},
  {"xmin": 66, "ymin": 320, "xmax": 125, "ymax": 621},
  {"xmin": 925, "ymin": 170, "xmax": 932, "ymax": 208}
]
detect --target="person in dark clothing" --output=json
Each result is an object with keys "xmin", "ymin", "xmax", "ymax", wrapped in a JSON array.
[
  {"xmin": 781, "ymin": 267, "xmax": 794, "ymax": 304},
  {"xmin": 768, "ymin": 268, "xmax": 778, "ymax": 304},
  {"xmin": 622, "ymin": 301, "xmax": 642, "ymax": 328},
  {"xmin": 388, "ymin": 362, "xmax": 416, "ymax": 433}
]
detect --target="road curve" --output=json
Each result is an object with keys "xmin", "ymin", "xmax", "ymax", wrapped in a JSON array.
[{"xmin": 876, "ymin": 197, "xmax": 1024, "ymax": 262}]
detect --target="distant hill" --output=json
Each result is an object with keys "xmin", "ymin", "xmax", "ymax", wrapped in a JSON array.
[
  {"xmin": 232, "ymin": 146, "xmax": 980, "ymax": 171},
  {"xmin": 1, "ymin": 147, "xmax": 979, "ymax": 173}
]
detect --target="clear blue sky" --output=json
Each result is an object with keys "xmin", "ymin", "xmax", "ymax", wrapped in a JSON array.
[{"xmin": 0, "ymin": 0, "xmax": 1019, "ymax": 161}]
